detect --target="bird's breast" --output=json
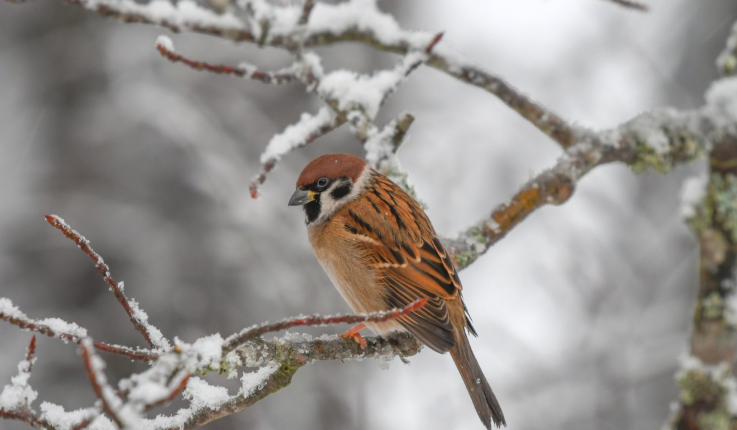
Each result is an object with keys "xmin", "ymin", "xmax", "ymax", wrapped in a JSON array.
[{"xmin": 308, "ymin": 222, "xmax": 404, "ymax": 336}]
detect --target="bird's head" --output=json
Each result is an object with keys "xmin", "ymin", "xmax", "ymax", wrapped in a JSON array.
[{"xmin": 288, "ymin": 153, "xmax": 370, "ymax": 225}]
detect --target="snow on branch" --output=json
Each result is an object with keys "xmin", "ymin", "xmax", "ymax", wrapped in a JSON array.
[
  {"xmin": 664, "ymin": 26, "xmax": 737, "ymax": 430},
  {"xmin": 249, "ymin": 107, "xmax": 344, "ymax": 198},
  {"xmin": 231, "ymin": 331, "xmax": 422, "ymax": 370},
  {"xmin": 0, "ymin": 337, "xmax": 57, "ymax": 430},
  {"xmin": 0, "ymin": 337, "xmax": 38, "ymax": 413},
  {"xmin": 223, "ymin": 298, "xmax": 427, "ymax": 353},
  {"xmin": 154, "ymin": 36, "xmax": 299, "ymax": 85},
  {"xmin": 0, "ymin": 298, "xmax": 157, "ymax": 362},
  {"xmin": 12, "ymin": 0, "xmax": 591, "ymax": 149},
  {"xmin": 44, "ymin": 215, "xmax": 169, "ymax": 350},
  {"xmin": 4, "ymin": 1, "xmax": 737, "ymax": 429},
  {"xmin": 444, "ymin": 99, "xmax": 733, "ymax": 269},
  {"xmin": 0, "ymin": 215, "xmax": 431, "ymax": 429},
  {"xmin": 80, "ymin": 339, "xmax": 134, "ymax": 428},
  {"xmin": 61, "ymin": 0, "xmax": 252, "ymax": 41}
]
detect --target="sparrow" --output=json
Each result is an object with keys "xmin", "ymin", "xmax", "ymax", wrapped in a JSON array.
[{"xmin": 288, "ymin": 153, "xmax": 505, "ymax": 429}]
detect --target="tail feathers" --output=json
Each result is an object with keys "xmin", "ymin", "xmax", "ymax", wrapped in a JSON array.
[{"xmin": 450, "ymin": 333, "xmax": 505, "ymax": 429}]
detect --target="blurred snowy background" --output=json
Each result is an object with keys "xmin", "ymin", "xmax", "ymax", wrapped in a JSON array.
[{"xmin": 1, "ymin": 0, "xmax": 736, "ymax": 429}]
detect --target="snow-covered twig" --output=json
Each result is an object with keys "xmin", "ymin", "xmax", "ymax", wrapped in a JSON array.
[
  {"xmin": 232, "ymin": 331, "xmax": 423, "ymax": 369},
  {"xmin": 60, "ymin": 0, "xmax": 253, "ymax": 42},
  {"xmin": 80, "ymin": 339, "xmax": 138, "ymax": 428},
  {"xmin": 0, "ymin": 410, "xmax": 54, "ymax": 430},
  {"xmin": 223, "ymin": 298, "xmax": 427, "ymax": 353},
  {"xmin": 665, "ymin": 31, "xmax": 737, "ymax": 429},
  {"xmin": 0, "ymin": 338, "xmax": 50, "ymax": 430},
  {"xmin": 0, "ymin": 337, "xmax": 38, "ymax": 412},
  {"xmin": 45, "ymin": 215, "xmax": 168, "ymax": 350},
  {"xmin": 0, "ymin": 298, "xmax": 157, "ymax": 361},
  {"xmin": 178, "ymin": 331, "xmax": 423, "ymax": 430},
  {"xmin": 145, "ymin": 374, "xmax": 190, "ymax": 411},
  {"xmin": 24, "ymin": 337, "xmax": 37, "ymax": 374},
  {"xmin": 8, "ymin": 0, "xmax": 585, "ymax": 149},
  {"xmin": 154, "ymin": 36, "xmax": 299, "ymax": 85},
  {"xmin": 249, "ymin": 30, "xmax": 438, "ymax": 195},
  {"xmin": 444, "ymin": 93, "xmax": 735, "ymax": 269},
  {"xmin": 249, "ymin": 108, "xmax": 345, "ymax": 198}
]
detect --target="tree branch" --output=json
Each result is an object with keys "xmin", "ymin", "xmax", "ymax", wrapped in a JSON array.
[
  {"xmin": 191, "ymin": 332, "xmax": 422, "ymax": 430},
  {"xmin": 230, "ymin": 331, "xmax": 423, "ymax": 370},
  {"xmin": 80, "ymin": 339, "xmax": 126, "ymax": 428},
  {"xmin": 665, "ymin": 25, "xmax": 737, "ymax": 429},
  {"xmin": 0, "ymin": 410, "xmax": 55, "ymax": 430},
  {"xmin": 223, "ymin": 298, "xmax": 427, "ymax": 353},
  {"xmin": 445, "ymin": 100, "xmax": 731, "ymax": 268},
  {"xmin": 19, "ymin": 0, "xmax": 583, "ymax": 149},
  {"xmin": 602, "ymin": 0, "xmax": 649, "ymax": 11},
  {"xmin": 249, "ymin": 108, "xmax": 345, "ymax": 198},
  {"xmin": 0, "ymin": 298, "xmax": 157, "ymax": 361},
  {"xmin": 45, "ymin": 215, "xmax": 168, "ymax": 350},
  {"xmin": 154, "ymin": 36, "xmax": 299, "ymax": 85}
]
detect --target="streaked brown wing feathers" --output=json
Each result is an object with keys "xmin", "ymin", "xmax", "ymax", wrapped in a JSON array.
[{"xmin": 340, "ymin": 172, "xmax": 464, "ymax": 352}]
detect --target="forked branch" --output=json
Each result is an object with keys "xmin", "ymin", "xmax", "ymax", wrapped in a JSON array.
[{"xmin": 45, "ymin": 215, "xmax": 168, "ymax": 350}]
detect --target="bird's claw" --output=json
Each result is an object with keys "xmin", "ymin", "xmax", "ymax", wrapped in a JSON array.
[{"xmin": 340, "ymin": 323, "xmax": 367, "ymax": 349}]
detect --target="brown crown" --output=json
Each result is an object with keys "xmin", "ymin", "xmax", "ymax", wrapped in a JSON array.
[{"xmin": 296, "ymin": 153, "xmax": 368, "ymax": 188}]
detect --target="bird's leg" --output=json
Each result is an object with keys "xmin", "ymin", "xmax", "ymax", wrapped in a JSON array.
[{"xmin": 340, "ymin": 323, "xmax": 367, "ymax": 349}]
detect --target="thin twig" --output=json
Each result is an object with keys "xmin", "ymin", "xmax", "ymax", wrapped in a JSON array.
[
  {"xmin": 223, "ymin": 298, "xmax": 427, "ymax": 353},
  {"xmin": 603, "ymin": 0, "xmax": 649, "ymax": 11},
  {"xmin": 155, "ymin": 39, "xmax": 298, "ymax": 85},
  {"xmin": 0, "ymin": 410, "xmax": 55, "ymax": 430},
  {"xmin": 80, "ymin": 339, "xmax": 124, "ymax": 428},
  {"xmin": 0, "ymin": 303, "xmax": 158, "ymax": 361},
  {"xmin": 25, "ymin": 336, "xmax": 37, "ymax": 372},
  {"xmin": 44, "ymin": 215, "xmax": 160, "ymax": 349},
  {"xmin": 425, "ymin": 32, "xmax": 444, "ymax": 54},
  {"xmin": 146, "ymin": 373, "xmax": 190, "ymax": 410},
  {"xmin": 70, "ymin": 416, "xmax": 96, "ymax": 430},
  {"xmin": 19, "ymin": 0, "xmax": 584, "ymax": 148},
  {"xmin": 60, "ymin": 0, "xmax": 256, "ymax": 42},
  {"xmin": 248, "ymin": 114, "xmax": 346, "ymax": 198},
  {"xmin": 298, "ymin": 0, "xmax": 315, "ymax": 26},
  {"xmin": 445, "ymin": 105, "xmax": 718, "ymax": 269}
]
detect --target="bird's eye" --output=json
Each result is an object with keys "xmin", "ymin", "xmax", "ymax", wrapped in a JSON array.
[{"xmin": 317, "ymin": 177, "xmax": 329, "ymax": 189}]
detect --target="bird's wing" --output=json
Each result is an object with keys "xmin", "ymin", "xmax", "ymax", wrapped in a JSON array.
[{"xmin": 341, "ymin": 173, "xmax": 469, "ymax": 352}]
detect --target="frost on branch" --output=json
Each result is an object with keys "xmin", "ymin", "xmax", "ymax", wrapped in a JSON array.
[
  {"xmin": 148, "ymin": 1, "xmax": 441, "ymax": 196},
  {"xmin": 0, "ymin": 298, "xmax": 88, "ymax": 342},
  {"xmin": 4, "ymin": 0, "xmax": 737, "ymax": 429},
  {"xmin": 1, "ymin": 215, "xmax": 427, "ymax": 429},
  {"xmin": 250, "ymin": 107, "xmax": 340, "ymax": 198},
  {"xmin": 0, "ymin": 337, "xmax": 37, "ymax": 412},
  {"xmin": 44, "ymin": 215, "xmax": 169, "ymax": 350}
]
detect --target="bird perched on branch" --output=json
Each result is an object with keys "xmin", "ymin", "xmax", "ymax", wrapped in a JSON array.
[{"xmin": 288, "ymin": 153, "xmax": 505, "ymax": 429}]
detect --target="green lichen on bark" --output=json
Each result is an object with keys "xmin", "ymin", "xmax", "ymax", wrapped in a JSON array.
[
  {"xmin": 629, "ymin": 129, "xmax": 705, "ymax": 174},
  {"xmin": 454, "ymin": 251, "xmax": 476, "ymax": 269},
  {"xmin": 673, "ymin": 364, "xmax": 737, "ymax": 430},
  {"xmin": 711, "ymin": 173, "xmax": 737, "ymax": 243},
  {"xmin": 680, "ymin": 367, "xmax": 725, "ymax": 405},
  {"xmin": 701, "ymin": 292, "xmax": 727, "ymax": 321},
  {"xmin": 718, "ymin": 22, "xmax": 737, "ymax": 77}
]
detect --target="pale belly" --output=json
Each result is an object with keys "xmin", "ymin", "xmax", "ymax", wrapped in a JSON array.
[{"xmin": 313, "ymin": 245, "xmax": 405, "ymax": 336}]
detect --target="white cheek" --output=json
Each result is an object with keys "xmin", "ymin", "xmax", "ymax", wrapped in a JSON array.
[{"xmin": 311, "ymin": 166, "xmax": 372, "ymax": 224}]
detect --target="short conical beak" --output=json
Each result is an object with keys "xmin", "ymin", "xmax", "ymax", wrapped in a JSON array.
[{"xmin": 288, "ymin": 189, "xmax": 316, "ymax": 206}]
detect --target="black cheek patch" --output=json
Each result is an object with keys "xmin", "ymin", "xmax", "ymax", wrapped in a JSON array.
[
  {"xmin": 331, "ymin": 182, "xmax": 352, "ymax": 200},
  {"xmin": 304, "ymin": 195, "xmax": 321, "ymax": 223}
]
